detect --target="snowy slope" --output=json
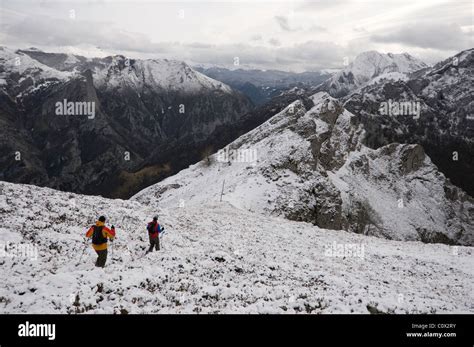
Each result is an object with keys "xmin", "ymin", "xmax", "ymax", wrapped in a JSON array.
[
  {"xmin": 0, "ymin": 47, "xmax": 73, "ymax": 82},
  {"xmin": 0, "ymin": 46, "xmax": 75, "ymax": 96},
  {"xmin": 0, "ymin": 181, "xmax": 472, "ymax": 314},
  {"xmin": 365, "ymin": 71, "xmax": 408, "ymax": 86},
  {"xmin": 92, "ymin": 55, "xmax": 232, "ymax": 94},
  {"xmin": 316, "ymin": 51, "xmax": 427, "ymax": 98},
  {"xmin": 132, "ymin": 92, "xmax": 473, "ymax": 245}
]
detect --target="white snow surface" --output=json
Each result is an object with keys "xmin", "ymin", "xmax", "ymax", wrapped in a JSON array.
[
  {"xmin": 351, "ymin": 51, "xmax": 426, "ymax": 78},
  {"xmin": 0, "ymin": 47, "xmax": 74, "ymax": 87},
  {"xmin": 319, "ymin": 51, "xmax": 427, "ymax": 96},
  {"xmin": 93, "ymin": 56, "xmax": 232, "ymax": 93},
  {"xmin": 133, "ymin": 92, "xmax": 473, "ymax": 246},
  {"xmin": 0, "ymin": 181, "xmax": 472, "ymax": 314},
  {"xmin": 365, "ymin": 71, "xmax": 409, "ymax": 86}
]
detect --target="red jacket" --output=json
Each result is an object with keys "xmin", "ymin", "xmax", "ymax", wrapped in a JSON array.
[{"xmin": 147, "ymin": 221, "xmax": 161, "ymax": 238}]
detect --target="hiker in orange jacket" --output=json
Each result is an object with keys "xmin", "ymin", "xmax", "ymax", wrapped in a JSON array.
[{"xmin": 85, "ymin": 216, "xmax": 116, "ymax": 267}]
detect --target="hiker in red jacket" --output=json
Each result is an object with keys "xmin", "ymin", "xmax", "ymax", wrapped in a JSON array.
[{"xmin": 146, "ymin": 216, "xmax": 163, "ymax": 253}]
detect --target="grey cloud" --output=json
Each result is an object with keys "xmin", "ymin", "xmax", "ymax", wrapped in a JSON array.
[
  {"xmin": 268, "ymin": 38, "xmax": 281, "ymax": 47},
  {"xmin": 250, "ymin": 35, "xmax": 263, "ymax": 42},
  {"xmin": 155, "ymin": 40, "xmax": 347, "ymax": 71},
  {"xmin": 274, "ymin": 15, "xmax": 304, "ymax": 33},
  {"xmin": 371, "ymin": 23, "xmax": 472, "ymax": 51},
  {"xmin": 274, "ymin": 16, "xmax": 291, "ymax": 31},
  {"xmin": 353, "ymin": 27, "xmax": 367, "ymax": 33},
  {"xmin": 1, "ymin": 11, "xmax": 348, "ymax": 71},
  {"xmin": 307, "ymin": 25, "xmax": 327, "ymax": 33},
  {"xmin": 4, "ymin": 6, "xmax": 460, "ymax": 72},
  {"xmin": 186, "ymin": 42, "xmax": 214, "ymax": 49},
  {"xmin": 296, "ymin": 0, "xmax": 350, "ymax": 13},
  {"xmin": 2, "ymin": 15, "xmax": 157, "ymax": 53}
]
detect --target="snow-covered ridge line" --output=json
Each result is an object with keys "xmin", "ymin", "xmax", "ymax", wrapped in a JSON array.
[
  {"xmin": 93, "ymin": 55, "xmax": 233, "ymax": 93},
  {"xmin": 0, "ymin": 46, "xmax": 233, "ymax": 96},
  {"xmin": 0, "ymin": 47, "xmax": 75, "ymax": 83},
  {"xmin": 132, "ymin": 92, "xmax": 473, "ymax": 246}
]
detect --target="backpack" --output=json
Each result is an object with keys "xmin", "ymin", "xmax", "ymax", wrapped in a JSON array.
[
  {"xmin": 147, "ymin": 222, "xmax": 158, "ymax": 234},
  {"xmin": 92, "ymin": 225, "xmax": 107, "ymax": 245}
]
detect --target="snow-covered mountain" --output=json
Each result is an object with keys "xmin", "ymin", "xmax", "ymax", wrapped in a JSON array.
[
  {"xmin": 0, "ymin": 47, "xmax": 74, "ymax": 97},
  {"xmin": 133, "ymin": 92, "xmax": 473, "ymax": 246},
  {"xmin": 1, "ymin": 180, "xmax": 472, "ymax": 314},
  {"xmin": 315, "ymin": 51, "xmax": 427, "ymax": 98},
  {"xmin": 343, "ymin": 48, "xmax": 474, "ymax": 197},
  {"xmin": 1, "ymin": 47, "xmax": 233, "ymax": 99},
  {"xmin": 93, "ymin": 56, "xmax": 232, "ymax": 94},
  {"xmin": 0, "ymin": 47, "xmax": 252, "ymax": 198}
]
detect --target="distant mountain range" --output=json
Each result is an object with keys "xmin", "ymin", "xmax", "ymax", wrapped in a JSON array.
[
  {"xmin": 0, "ymin": 47, "xmax": 253, "ymax": 198},
  {"xmin": 194, "ymin": 66, "xmax": 333, "ymax": 105},
  {"xmin": 1, "ymin": 46, "xmax": 472, "ymax": 203}
]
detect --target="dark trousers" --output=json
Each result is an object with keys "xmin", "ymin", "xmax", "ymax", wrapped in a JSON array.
[
  {"xmin": 95, "ymin": 249, "xmax": 108, "ymax": 267},
  {"xmin": 147, "ymin": 235, "xmax": 160, "ymax": 252}
]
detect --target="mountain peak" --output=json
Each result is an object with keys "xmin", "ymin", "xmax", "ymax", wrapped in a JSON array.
[
  {"xmin": 350, "ymin": 50, "xmax": 426, "ymax": 73},
  {"xmin": 93, "ymin": 55, "xmax": 233, "ymax": 94},
  {"xmin": 315, "ymin": 50, "xmax": 427, "ymax": 98}
]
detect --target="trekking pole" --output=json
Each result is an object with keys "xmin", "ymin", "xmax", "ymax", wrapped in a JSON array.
[
  {"xmin": 76, "ymin": 239, "xmax": 88, "ymax": 266},
  {"xmin": 110, "ymin": 225, "xmax": 115, "ymax": 261},
  {"xmin": 160, "ymin": 227, "xmax": 165, "ymax": 250}
]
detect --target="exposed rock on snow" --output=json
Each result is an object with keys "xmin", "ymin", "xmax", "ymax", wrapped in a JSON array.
[
  {"xmin": 343, "ymin": 48, "xmax": 474, "ymax": 197},
  {"xmin": 133, "ymin": 92, "xmax": 473, "ymax": 246}
]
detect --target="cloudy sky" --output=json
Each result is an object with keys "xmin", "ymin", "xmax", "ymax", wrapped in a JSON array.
[{"xmin": 1, "ymin": 0, "xmax": 472, "ymax": 71}]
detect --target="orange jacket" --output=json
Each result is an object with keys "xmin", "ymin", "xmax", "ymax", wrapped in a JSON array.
[{"xmin": 85, "ymin": 221, "xmax": 116, "ymax": 251}]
